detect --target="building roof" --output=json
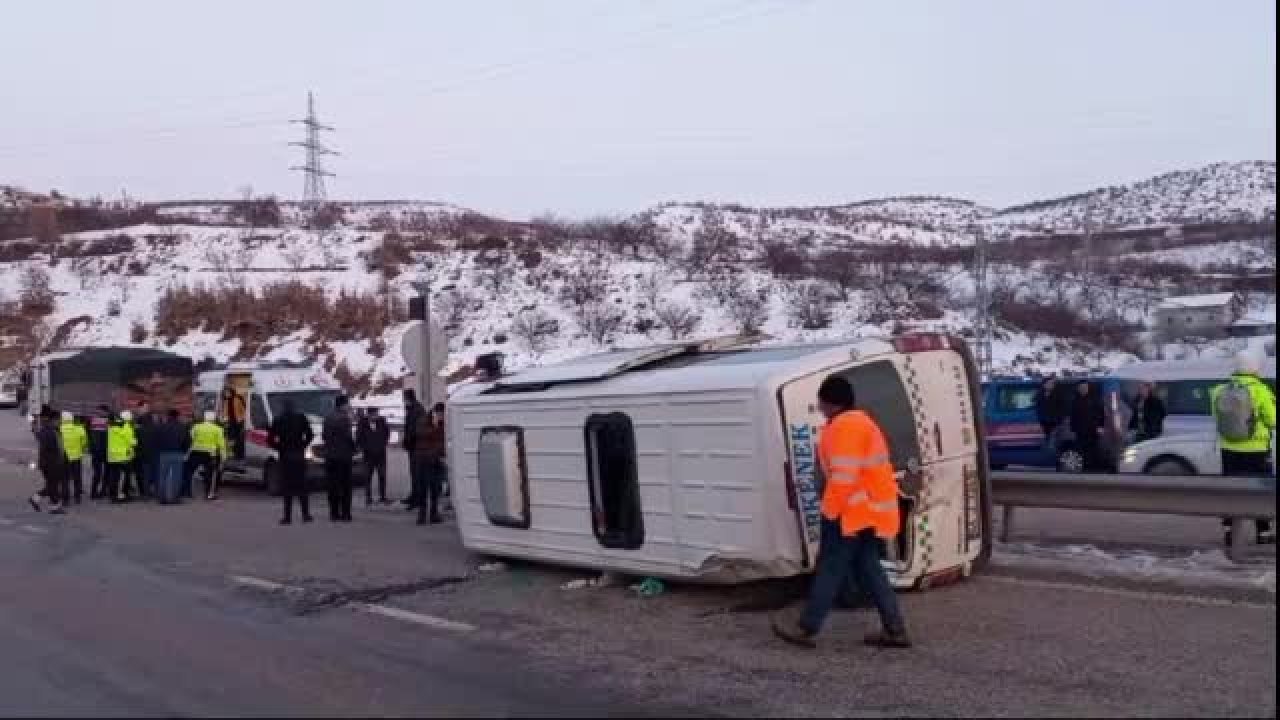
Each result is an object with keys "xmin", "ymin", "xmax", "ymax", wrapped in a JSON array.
[{"xmin": 1155, "ymin": 292, "xmax": 1239, "ymax": 310}]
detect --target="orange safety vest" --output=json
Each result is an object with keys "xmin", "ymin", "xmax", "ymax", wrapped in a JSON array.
[{"xmin": 818, "ymin": 409, "xmax": 900, "ymax": 538}]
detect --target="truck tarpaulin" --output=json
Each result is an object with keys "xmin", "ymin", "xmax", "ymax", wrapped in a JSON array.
[{"xmin": 47, "ymin": 348, "xmax": 194, "ymax": 416}]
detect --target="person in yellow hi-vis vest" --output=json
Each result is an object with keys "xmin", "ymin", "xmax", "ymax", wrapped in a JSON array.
[
  {"xmin": 186, "ymin": 411, "xmax": 227, "ymax": 501},
  {"xmin": 773, "ymin": 374, "xmax": 911, "ymax": 650},
  {"xmin": 59, "ymin": 412, "xmax": 89, "ymax": 506},
  {"xmin": 106, "ymin": 412, "xmax": 137, "ymax": 503}
]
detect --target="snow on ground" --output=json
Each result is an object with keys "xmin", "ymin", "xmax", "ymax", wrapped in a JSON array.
[{"xmin": 996, "ymin": 542, "xmax": 1276, "ymax": 594}]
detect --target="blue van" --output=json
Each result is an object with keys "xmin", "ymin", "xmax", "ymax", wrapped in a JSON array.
[{"xmin": 982, "ymin": 377, "xmax": 1128, "ymax": 472}]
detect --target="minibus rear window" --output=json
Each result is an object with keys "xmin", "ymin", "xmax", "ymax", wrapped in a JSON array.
[{"xmin": 838, "ymin": 360, "xmax": 922, "ymax": 472}]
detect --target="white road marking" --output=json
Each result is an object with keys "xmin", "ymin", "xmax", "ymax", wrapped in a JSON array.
[
  {"xmin": 983, "ymin": 574, "xmax": 1274, "ymax": 610},
  {"xmin": 21, "ymin": 524, "xmax": 48, "ymax": 534},
  {"xmin": 230, "ymin": 575, "xmax": 474, "ymax": 633},
  {"xmin": 230, "ymin": 575, "xmax": 289, "ymax": 592},
  {"xmin": 0, "ymin": 517, "xmax": 14, "ymax": 526},
  {"xmin": 350, "ymin": 602, "xmax": 475, "ymax": 633}
]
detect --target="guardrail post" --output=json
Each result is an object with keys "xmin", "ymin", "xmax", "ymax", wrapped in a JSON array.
[
  {"xmin": 1000, "ymin": 505, "xmax": 1014, "ymax": 543},
  {"xmin": 1227, "ymin": 517, "xmax": 1249, "ymax": 562}
]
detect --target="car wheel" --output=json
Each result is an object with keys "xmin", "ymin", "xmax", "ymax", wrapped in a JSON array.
[
  {"xmin": 1146, "ymin": 458, "xmax": 1194, "ymax": 476},
  {"xmin": 263, "ymin": 460, "xmax": 281, "ymax": 496},
  {"xmin": 1056, "ymin": 448, "xmax": 1085, "ymax": 474}
]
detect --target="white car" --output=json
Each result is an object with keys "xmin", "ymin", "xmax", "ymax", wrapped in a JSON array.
[
  {"xmin": 1120, "ymin": 432, "xmax": 1276, "ymax": 476},
  {"xmin": 0, "ymin": 382, "xmax": 18, "ymax": 409}
]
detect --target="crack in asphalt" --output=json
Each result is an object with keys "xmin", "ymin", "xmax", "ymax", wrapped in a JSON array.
[{"xmin": 288, "ymin": 575, "xmax": 474, "ymax": 615}]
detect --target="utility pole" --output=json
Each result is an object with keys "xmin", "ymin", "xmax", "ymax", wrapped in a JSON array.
[
  {"xmin": 290, "ymin": 91, "xmax": 338, "ymax": 228},
  {"xmin": 1081, "ymin": 196, "xmax": 1094, "ymax": 280},
  {"xmin": 972, "ymin": 224, "xmax": 993, "ymax": 378}
]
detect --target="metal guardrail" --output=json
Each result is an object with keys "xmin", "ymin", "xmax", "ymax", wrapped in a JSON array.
[{"xmin": 992, "ymin": 470, "xmax": 1277, "ymax": 562}]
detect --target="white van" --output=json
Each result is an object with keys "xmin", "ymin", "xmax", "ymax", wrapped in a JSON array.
[
  {"xmin": 196, "ymin": 362, "xmax": 366, "ymax": 494},
  {"xmin": 1114, "ymin": 357, "xmax": 1277, "ymax": 476},
  {"xmin": 1110, "ymin": 357, "xmax": 1277, "ymax": 438},
  {"xmin": 447, "ymin": 334, "xmax": 992, "ymax": 588}
]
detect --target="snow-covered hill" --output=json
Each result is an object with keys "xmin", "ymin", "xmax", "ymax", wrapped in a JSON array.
[
  {"xmin": 990, "ymin": 161, "xmax": 1276, "ymax": 234},
  {"xmin": 1, "ymin": 161, "xmax": 1275, "ymax": 401}
]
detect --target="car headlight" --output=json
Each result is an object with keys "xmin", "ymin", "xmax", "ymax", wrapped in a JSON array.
[
  {"xmin": 1122, "ymin": 448, "xmax": 1138, "ymax": 464},
  {"xmin": 304, "ymin": 446, "xmax": 314, "ymax": 460}
]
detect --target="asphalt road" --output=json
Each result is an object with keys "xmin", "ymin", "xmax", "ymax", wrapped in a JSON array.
[{"xmin": 0, "ymin": 408, "xmax": 1275, "ymax": 717}]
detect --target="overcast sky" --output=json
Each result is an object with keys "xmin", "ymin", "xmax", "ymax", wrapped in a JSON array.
[{"xmin": 1, "ymin": 0, "xmax": 1274, "ymax": 218}]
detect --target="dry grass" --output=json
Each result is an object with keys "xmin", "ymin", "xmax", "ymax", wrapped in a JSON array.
[{"xmin": 155, "ymin": 280, "xmax": 407, "ymax": 358}]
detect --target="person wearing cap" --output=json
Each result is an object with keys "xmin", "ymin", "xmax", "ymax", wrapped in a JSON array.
[
  {"xmin": 30, "ymin": 407, "xmax": 66, "ymax": 514},
  {"xmin": 106, "ymin": 411, "xmax": 137, "ymax": 503},
  {"xmin": 1213, "ymin": 352, "xmax": 1276, "ymax": 545},
  {"xmin": 59, "ymin": 411, "xmax": 89, "ymax": 506},
  {"xmin": 772, "ymin": 374, "xmax": 911, "ymax": 649},
  {"xmin": 186, "ymin": 411, "xmax": 228, "ymax": 501}
]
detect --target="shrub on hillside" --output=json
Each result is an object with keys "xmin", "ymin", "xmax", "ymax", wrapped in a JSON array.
[
  {"xmin": 0, "ymin": 241, "xmax": 39, "ymax": 262},
  {"xmin": 19, "ymin": 265, "xmax": 54, "ymax": 315},
  {"xmin": 154, "ymin": 280, "xmax": 408, "ymax": 356}
]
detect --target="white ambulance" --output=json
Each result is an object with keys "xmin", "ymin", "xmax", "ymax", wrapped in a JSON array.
[{"xmin": 195, "ymin": 361, "xmax": 366, "ymax": 494}]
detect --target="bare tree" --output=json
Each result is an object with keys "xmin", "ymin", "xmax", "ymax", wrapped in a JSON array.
[
  {"xmin": 684, "ymin": 207, "xmax": 738, "ymax": 279},
  {"xmin": 575, "ymin": 303, "xmax": 625, "ymax": 345},
  {"xmin": 785, "ymin": 280, "xmax": 833, "ymax": 330},
  {"xmin": 560, "ymin": 255, "xmax": 611, "ymax": 308},
  {"xmin": 434, "ymin": 287, "xmax": 479, "ymax": 330},
  {"xmin": 511, "ymin": 308, "xmax": 559, "ymax": 355},
  {"xmin": 636, "ymin": 268, "xmax": 669, "ymax": 311},
  {"xmin": 19, "ymin": 264, "xmax": 54, "ymax": 314},
  {"xmin": 654, "ymin": 301, "xmax": 701, "ymax": 340},
  {"xmin": 707, "ymin": 267, "xmax": 771, "ymax": 335},
  {"xmin": 814, "ymin": 248, "xmax": 862, "ymax": 301},
  {"xmin": 71, "ymin": 257, "xmax": 98, "ymax": 290}
]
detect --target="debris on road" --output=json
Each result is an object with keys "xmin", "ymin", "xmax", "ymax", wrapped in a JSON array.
[
  {"xmin": 479, "ymin": 561, "xmax": 508, "ymax": 573},
  {"xmin": 631, "ymin": 577, "xmax": 665, "ymax": 597}
]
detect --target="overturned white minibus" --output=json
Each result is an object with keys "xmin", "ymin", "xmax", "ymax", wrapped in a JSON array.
[{"xmin": 447, "ymin": 334, "xmax": 992, "ymax": 588}]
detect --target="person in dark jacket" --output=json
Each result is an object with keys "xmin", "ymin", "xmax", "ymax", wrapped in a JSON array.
[
  {"xmin": 401, "ymin": 389, "xmax": 423, "ymax": 508},
  {"xmin": 1128, "ymin": 382, "xmax": 1166, "ymax": 442},
  {"xmin": 358, "ymin": 407, "xmax": 391, "ymax": 506},
  {"xmin": 269, "ymin": 399, "xmax": 315, "ymax": 525},
  {"xmin": 1033, "ymin": 377, "xmax": 1061, "ymax": 435},
  {"xmin": 89, "ymin": 404, "xmax": 110, "ymax": 499},
  {"xmin": 132, "ymin": 401, "xmax": 156, "ymax": 498},
  {"xmin": 322, "ymin": 395, "xmax": 357, "ymax": 522},
  {"xmin": 31, "ymin": 407, "xmax": 66, "ymax": 514},
  {"xmin": 413, "ymin": 402, "xmax": 447, "ymax": 525},
  {"xmin": 1069, "ymin": 382, "xmax": 1105, "ymax": 471},
  {"xmin": 151, "ymin": 408, "xmax": 191, "ymax": 504}
]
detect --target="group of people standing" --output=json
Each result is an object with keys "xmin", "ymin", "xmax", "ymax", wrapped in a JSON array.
[
  {"xmin": 267, "ymin": 388, "xmax": 447, "ymax": 527},
  {"xmin": 1033, "ymin": 376, "xmax": 1168, "ymax": 471},
  {"xmin": 30, "ymin": 403, "xmax": 229, "ymax": 514}
]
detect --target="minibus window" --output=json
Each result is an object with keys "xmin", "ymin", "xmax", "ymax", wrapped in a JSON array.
[
  {"xmin": 249, "ymin": 394, "xmax": 270, "ymax": 429},
  {"xmin": 477, "ymin": 427, "xmax": 531, "ymax": 529},
  {"xmin": 584, "ymin": 413, "xmax": 644, "ymax": 549},
  {"xmin": 838, "ymin": 360, "xmax": 922, "ymax": 472}
]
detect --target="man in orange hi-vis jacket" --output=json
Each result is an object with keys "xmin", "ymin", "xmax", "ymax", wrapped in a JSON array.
[{"xmin": 773, "ymin": 374, "xmax": 911, "ymax": 649}]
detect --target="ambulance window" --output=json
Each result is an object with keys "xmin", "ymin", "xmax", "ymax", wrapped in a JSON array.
[
  {"xmin": 477, "ymin": 427, "xmax": 531, "ymax": 529},
  {"xmin": 249, "ymin": 394, "xmax": 270, "ymax": 429},
  {"xmin": 584, "ymin": 413, "xmax": 644, "ymax": 549},
  {"xmin": 838, "ymin": 360, "xmax": 922, "ymax": 471}
]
